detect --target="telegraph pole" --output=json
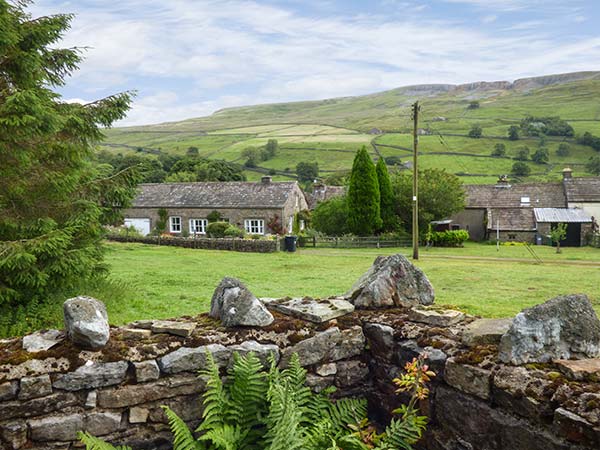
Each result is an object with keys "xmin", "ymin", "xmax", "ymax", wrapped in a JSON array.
[{"xmin": 412, "ymin": 101, "xmax": 420, "ymax": 260}]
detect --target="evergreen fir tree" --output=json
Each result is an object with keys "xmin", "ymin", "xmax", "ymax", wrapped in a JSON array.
[
  {"xmin": 347, "ymin": 146, "xmax": 381, "ymax": 235},
  {"xmin": 0, "ymin": 1, "xmax": 137, "ymax": 305},
  {"xmin": 376, "ymin": 158, "xmax": 395, "ymax": 232}
]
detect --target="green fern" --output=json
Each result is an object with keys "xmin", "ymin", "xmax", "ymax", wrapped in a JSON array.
[
  {"xmin": 162, "ymin": 406, "xmax": 203, "ymax": 450},
  {"xmin": 376, "ymin": 407, "xmax": 428, "ymax": 450},
  {"xmin": 263, "ymin": 383, "xmax": 304, "ymax": 450},
  {"xmin": 198, "ymin": 424, "xmax": 247, "ymax": 450},
  {"xmin": 197, "ymin": 351, "xmax": 228, "ymax": 433},
  {"xmin": 78, "ymin": 432, "xmax": 132, "ymax": 450}
]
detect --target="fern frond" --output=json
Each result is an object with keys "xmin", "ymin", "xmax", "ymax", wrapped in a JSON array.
[
  {"xmin": 162, "ymin": 406, "xmax": 203, "ymax": 450},
  {"xmin": 376, "ymin": 412, "xmax": 428, "ymax": 450},
  {"xmin": 324, "ymin": 398, "xmax": 368, "ymax": 436},
  {"xmin": 198, "ymin": 424, "xmax": 246, "ymax": 450},
  {"xmin": 226, "ymin": 351, "xmax": 269, "ymax": 432},
  {"xmin": 197, "ymin": 351, "xmax": 228, "ymax": 433},
  {"xmin": 263, "ymin": 383, "xmax": 304, "ymax": 450},
  {"xmin": 77, "ymin": 432, "xmax": 132, "ymax": 450}
]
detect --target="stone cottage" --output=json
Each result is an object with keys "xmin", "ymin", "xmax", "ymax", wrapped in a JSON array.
[
  {"xmin": 451, "ymin": 170, "xmax": 597, "ymax": 245},
  {"xmin": 123, "ymin": 176, "xmax": 308, "ymax": 236}
]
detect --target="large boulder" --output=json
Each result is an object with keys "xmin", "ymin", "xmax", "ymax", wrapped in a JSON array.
[
  {"xmin": 63, "ymin": 296, "xmax": 110, "ymax": 350},
  {"xmin": 499, "ymin": 294, "xmax": 600, "ymax": 365},
  {"xmin": 210, "ymin": 277, "xmax": 274, "ymax": 327},
  {"xmin": 345, "ymin": 254, "xmax": 434, "ymax": 308}
]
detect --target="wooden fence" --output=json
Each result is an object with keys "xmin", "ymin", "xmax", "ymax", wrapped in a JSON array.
[{"xmin": 298, "ymin": 235, "xmax": 411, "ymax": 249}]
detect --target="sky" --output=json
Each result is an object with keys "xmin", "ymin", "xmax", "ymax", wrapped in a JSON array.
[{"xmin": 30, "ymin": 0, "xmax": 600, "ymax": 126}]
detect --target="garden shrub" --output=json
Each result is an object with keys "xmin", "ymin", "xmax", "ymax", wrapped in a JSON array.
[
  {"xmin": 223, "ymin": 225, "xmax": 245, "ymax": 238},
  {"xmin": 207, "ymin": 221, "xmax": 230, "ymax": 238},
  {"xmin": 429, "ymin": 230, "xmax": 469, "ymax": 247}
]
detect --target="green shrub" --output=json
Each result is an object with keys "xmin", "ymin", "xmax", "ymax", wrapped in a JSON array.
[
  {"xmin": 223, "ymin": 225, "xmax": 245, "ymax": 238},
  {"xmin": 429, "ymin": 230, "xmax": 469, "ymax": 247},
  {"xmin": 207, "ymin": 221, "xmax": 230, "ymax": 238}
]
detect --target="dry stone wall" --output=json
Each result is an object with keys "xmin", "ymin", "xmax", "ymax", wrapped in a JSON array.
[{"xmin": 1, "ymin": 255, "xmax": 599, "ymax": 450}]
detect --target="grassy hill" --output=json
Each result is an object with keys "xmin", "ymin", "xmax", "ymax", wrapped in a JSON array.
[{"xmin": 102, "ymin": 71, "xmax": 600, "ymax": 184}]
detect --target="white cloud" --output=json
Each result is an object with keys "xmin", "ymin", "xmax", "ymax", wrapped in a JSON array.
[{"xmin": 30, "ymin": 0, "xmax": 600, "ymax": 126}]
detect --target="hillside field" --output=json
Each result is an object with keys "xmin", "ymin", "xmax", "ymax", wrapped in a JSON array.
[{"xmin": 102, "ymin": 72, "xmax": 600, "ymax": 184}]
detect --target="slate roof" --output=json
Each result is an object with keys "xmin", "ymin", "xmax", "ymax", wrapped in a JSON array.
[
  {"xmin": 534, "ymin": 208, "xmax": 592, "ymax": 223},
  {"xmin": 305, "ymin": 185, "xmax": 346, "ymax": 209},
  {"xmin": 131, "ymin": 182, "xmax": 299, "ymax": 209},
  {"xmin": 487, "ymin": 208, "xmax": 536, "ymax": 231},
  {"xmin": 563, "ymin": 177, "xmax": 600, "ymax": 203},
  {"xmin": 465, "ymin": 183, "xmax": 566, "ymax": 209}
]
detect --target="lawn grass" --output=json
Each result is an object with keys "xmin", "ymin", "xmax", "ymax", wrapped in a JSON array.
[
  {"xmin": 3, "ymin": 241, "xmax": 598, "ymax": 338},
  {"xmin": 92, "ymin": 242, "xmax": 600, "ymax": 325}
]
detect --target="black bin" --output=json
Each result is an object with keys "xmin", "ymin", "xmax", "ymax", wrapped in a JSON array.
[{"xmin": 284, "ymin": 235, "xmax": 297, "ymax": 252}]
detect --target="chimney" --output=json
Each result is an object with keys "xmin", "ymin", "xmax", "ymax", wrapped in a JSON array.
[
  {"xmin": 562, "ymin": 167, "xmax": 573, "ymax": 180},
  {"xmin": 495, "ymin": 174, "xmax": 511, "ymax": 188},
  {"xmin": 261, "ymin": 176, "xmax": 272, "ymax": 184}
]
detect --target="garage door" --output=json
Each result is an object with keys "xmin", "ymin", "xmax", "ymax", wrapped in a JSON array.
[{"xmin": 124, "ymin": 218, "xmax": 151, "ymax": 236}]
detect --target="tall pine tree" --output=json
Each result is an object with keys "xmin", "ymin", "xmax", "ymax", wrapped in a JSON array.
[
  {"xmin": 376, "ymin": 158, "xmax": 395, "ymax": 232},
  {"xmin": 347, "ymin": 146, "xmax": 381, "ymax": 235},
  {"xmin": 0, "ymin": 1, "xmax": 138, "ymax": 306}
]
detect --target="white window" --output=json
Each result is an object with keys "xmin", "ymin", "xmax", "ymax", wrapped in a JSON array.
[
  {"xmin": 244, "ymin": 219, "xmax": 264, "ymax": 235},
  {"xmin": 288, "ymin": 216, "xmax": 294, "ymax": 233},
  {"xmin": 521, "ymin": 196, "xmax": 530, "ymax": 206},
  {"xmin": 169, "ymin": 216, "xmax": 182, "ymax": 233},
  {"xmin": 189, "ymin": 219, "xmax": 207, "ymax": 234}
]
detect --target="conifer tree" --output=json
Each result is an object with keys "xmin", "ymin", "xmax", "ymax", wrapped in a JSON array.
[
  {"xmin": 0, "ymin": 1, "xmax": 137, "ymax": 305},
  {"xmin": 347, "ymin": 146, "xmax": 381, "ymax": 235},
  {"xmin": 376, "ymin": 158, "xmax": 395, "ymax": 232}
]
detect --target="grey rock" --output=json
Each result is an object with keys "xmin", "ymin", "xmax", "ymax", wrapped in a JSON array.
[
  {"xmin": 22, "ymin": 330, "xmax": 63, "ymax": 353},
  {"xmin": 554, "ymin": 358, "xmax": 600, "ymax": 381},
  {"xmin": 462, "ymin": 318, "xmax": 513, "ymax": 346},
  {"xmin": 0, "ymin": 420, "xmax": 27, "ymax": 450},
  {"xmin": 346, "ymin": 254, "xmax": 434, "ymax": 308},
  {"xmin": 129, "ymin": 406, "xmax": 149, "ymax": 423},
  {"xmin": 0, "ymin": 381, "xmax": 18, "ymax": 401},
  {"xmin": 228, "ymin": 340, "xmax": 280, "ymax": 367},
  {"xmin": 158, "ymin": 344, "xmax": 230, "ymax": 374},
  {"xmin": 329, "ymin": 326, "xmax": 366, "ymax": 361},
  {"xmin": 120, "ymin": 327, "xmax": 152, "ymax": 339},
  {"xmin": 306, "ymin": 374, "xmax": 335, "ymax": 393},
  {"xmin": 151, "ymin": 320, "xmax": 196, "ymax": 337},
  {"xmin": 53, "ymin": 361, "xmax": 128, "ymax": 391},
  {"xmin": 18, "ymin": 374, "xmax": 52, "ymax": 400},
  {"xmin": 85, "ymin": 391, "xmax": 97, "ymax": 409},
  {"xmin": 364, "ymin": 323, "xmax": 395, "ymax": 357},
  {"xmin": 85, "ymin": 411, "xmax": 122, "ymax": 436},
  {"xmin": 269, "ymin": 297, "xmax": 354, "ymax": 323},
  {"xmin": 554, "ymin": 407, "xmax": 599, "ymax": 447},
  {"xmin": 499, "ymin": 294, "xmax": 600, "ymax": 365},
  {"xmin": 408, "ymin": 307, "xmax": 465, "ymax": 327},
  {"xmin": 0, "ymin": 392, "xmax": 80, "ymax": 422},
  {"xmin": 280, "ymin": 327, "xmax": 342, "ymax": 367},
  {"xmin": 335, "ymin": 360, "xmax": 369, "ymax": 387},
  {"xmin": 29, "ymin": 413, "xmax": 84, "ymax": 441},
  {"xmin": 97, "ymin": 374, "xmax": 206, "ymax": 408},
  {"xmin": 423, "ymin": 346, "xmax": 448, "ymax": 374},
  {"xmin": 131, "ymin": 319, "xmax": 154, "ymax": 329},
  {"xmin": 210, "ymin": 277, "xmax": 274, "ymax": 327},
  {"xmin": 134, "ymin": 359, "xmax": 160, "ymax": 382},
  {"xmin": 316, "ymin": 363, "xmax": 337, "ymax": 376},
  {"xmin": 444, "ymin": 358, "xmax": 491, "ymax": 400},
  {"xmin": 63, "ymin": 296, "xmax": 110, "ymax": 349}
]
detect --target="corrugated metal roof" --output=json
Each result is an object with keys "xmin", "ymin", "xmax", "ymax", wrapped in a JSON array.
[{"xmin": 534, "ymin": 208, "xmax": 592, "ymax": 223}]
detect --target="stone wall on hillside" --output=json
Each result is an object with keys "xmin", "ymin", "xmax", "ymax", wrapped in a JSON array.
[{"xmin": 1, "ymin": 255, "xmax": 599, "ymax": 450}]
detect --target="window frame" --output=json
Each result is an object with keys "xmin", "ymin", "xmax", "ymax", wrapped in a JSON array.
[
  {"xmin": 244, "ymin": 219, "xmax": 265, "ymax": 235},
  {"xmin": 169, "ymin": 216, "xmax": 182, "ymax": 233},
  {"xmin": 189, "ymin": 218, "xmax": 208, "ymax": 235}
]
